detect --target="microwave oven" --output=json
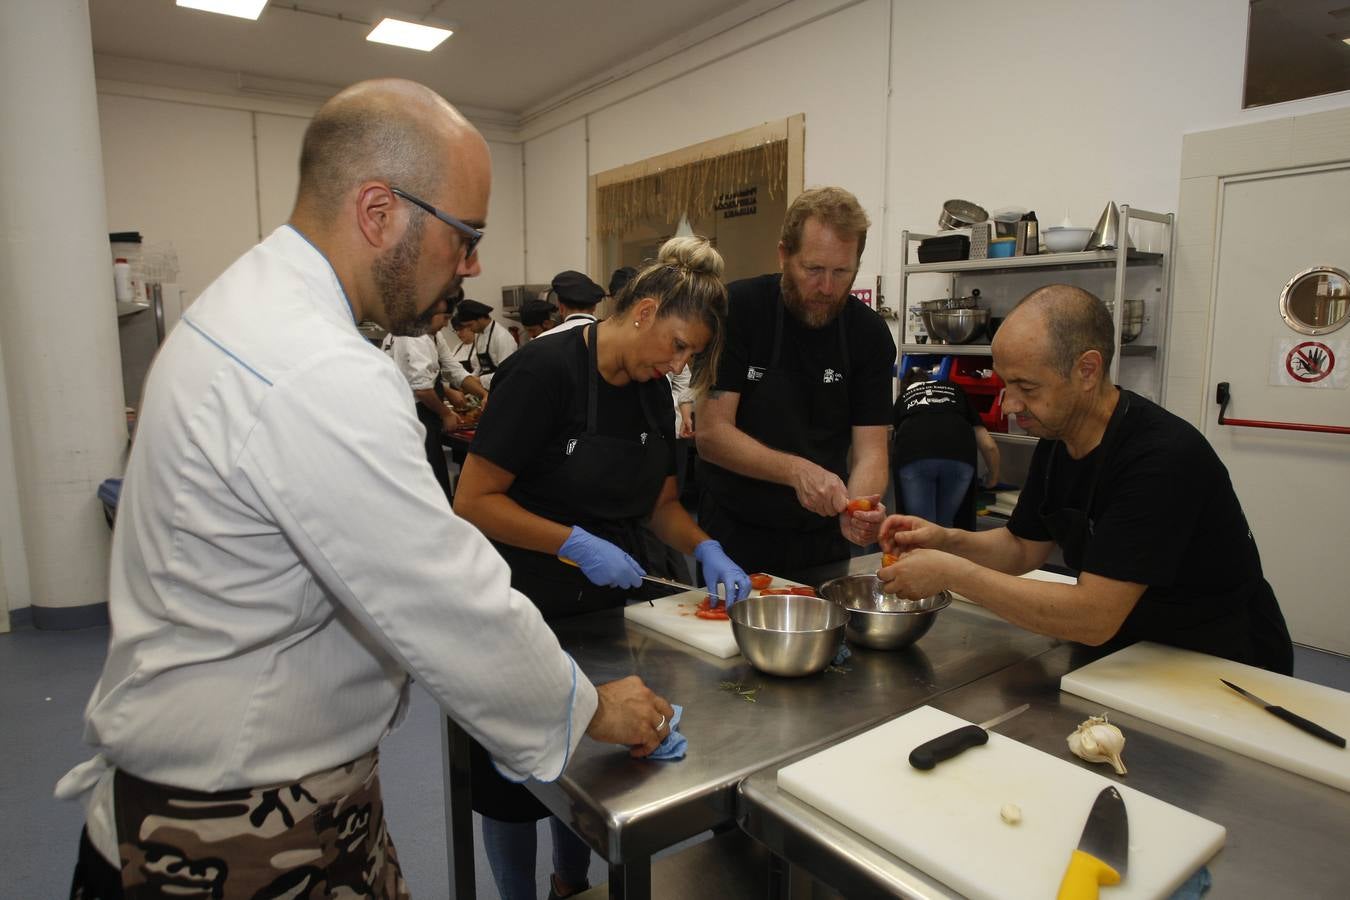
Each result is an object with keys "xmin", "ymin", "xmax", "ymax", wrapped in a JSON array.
[{"xmin": 501, "ymin": 283, "xmax": 550, "ymax": 315}]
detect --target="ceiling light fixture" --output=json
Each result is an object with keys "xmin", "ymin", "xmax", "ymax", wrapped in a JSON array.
[
  {"xmin": 366, "ymin": 18, "xmax": 453, "ymax": 52},
  {"xmin": 176, "ymin": 0, "xmax": 269, "ymax": 20}
]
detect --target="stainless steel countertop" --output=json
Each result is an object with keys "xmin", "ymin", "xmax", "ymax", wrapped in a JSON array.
[
  {"xmin": 738, "ymin": 643, "xmax": 1350, "ymax": 898},
  {"xmin": 528, "ymin": 553, "xmax": 1060, "ymax": 865}
]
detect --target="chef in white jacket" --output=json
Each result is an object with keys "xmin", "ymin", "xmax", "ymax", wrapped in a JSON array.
[
  {"xmin": 455, "ymin": 297, "xmax": 517, "ymax": 387},
  {"xmin": 60, "ymin": 78, "xmax": 671, "ymax": 899}
]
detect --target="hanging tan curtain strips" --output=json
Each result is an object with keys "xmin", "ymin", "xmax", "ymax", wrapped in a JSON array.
[{"xmin": 596, "ymin": 139, "xmax": 788, "ymax": 238}]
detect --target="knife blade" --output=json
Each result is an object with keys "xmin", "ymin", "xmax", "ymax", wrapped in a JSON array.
[
  {"xmin": 559, "ymin": 557, "xmax": 697, "ymax": 607},
  {"xmin": 1056, "ymin": 785, "xmax": 1129, "ymax": 900},
  {"xmin": 1220, "ymin": 679, "xmax": 1346, "ymax": 748},
  {"xmin": 907, "ymin": 703, "xmax": 1030, "ymax": 770}
]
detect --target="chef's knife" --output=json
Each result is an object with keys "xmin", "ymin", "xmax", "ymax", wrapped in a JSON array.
[
  {"xmin": 1220, "ymin": 679, "xmax": 1346, "ymax": 748},
  {"xmin": 1056, "ymin": 785, "xmax": 1129, "ymax": 900},
  {"xmin": 908, "ymin": 703, "xmax": 1030, "ymax": 770}
]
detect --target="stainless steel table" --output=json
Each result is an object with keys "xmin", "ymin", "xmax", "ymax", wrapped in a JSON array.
[
  {"xmin": 442, "ymin": 553, "xmax": 1060, "ymax": 899},
  {"xmin": 738, "ymin": 643, "xmax": 1350, "ymax": 898}
]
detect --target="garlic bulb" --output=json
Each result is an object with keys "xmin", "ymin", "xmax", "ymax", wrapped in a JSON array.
[{"xmin": 1067, "ymin": 714, "xmax": 1127, "ymax": 775}]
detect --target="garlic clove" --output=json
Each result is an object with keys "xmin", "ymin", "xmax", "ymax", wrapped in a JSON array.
[{"xmin": 1000, "ymin": 803, "xmax": 1022, "ymax": 825}]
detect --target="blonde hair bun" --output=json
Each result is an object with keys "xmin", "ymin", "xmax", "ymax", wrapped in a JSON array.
[{"xmin": 656, "ymin": 235, "xmax": 724, "ymax": 279}]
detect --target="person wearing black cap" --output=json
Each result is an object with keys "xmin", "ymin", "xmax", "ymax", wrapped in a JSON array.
[
  {"xmin": 541, "ymin": 269, "xmax": 605, "ymax": 337},
  {"xmin": 519, "ymin": 297, "xmax": 557, "ymax": 339},
  {"xmin": 456, "ymin": 298, "xmax": 517, "ymax": 387}
]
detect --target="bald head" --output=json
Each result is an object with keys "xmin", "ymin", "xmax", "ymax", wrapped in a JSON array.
[
  {"xmin": 1002, "ymin": 284, "xmax": 1115, "ymax": 378},
  {"xmin": 295, "ymin": 78, "xmax": 485, "ymax": 219}
]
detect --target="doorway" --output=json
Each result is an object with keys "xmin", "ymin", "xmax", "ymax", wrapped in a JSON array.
[{"xmin": 1176, "ymin": 109, "xmax": 1350, "ymax": 654}]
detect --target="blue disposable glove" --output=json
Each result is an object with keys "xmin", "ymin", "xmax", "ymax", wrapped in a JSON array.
[
  {"xmin": 694, "ymin": 539, "xmax": 751, "ymax": 607},
  {"xmin": 559, "ymin": 526, "xmax": 645, "ymax": 590}
]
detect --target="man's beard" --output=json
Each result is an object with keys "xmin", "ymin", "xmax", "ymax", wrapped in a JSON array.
[
  {"xmin": 781, "ymin": 270, "xmax": 848, "ymax": 329},
  {"xmin": 373, "ymin": 215, "xmax": 454, "ymax": 337}
]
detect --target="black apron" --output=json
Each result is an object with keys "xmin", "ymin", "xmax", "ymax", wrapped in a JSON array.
[
  {"xmin": 476, "ymin": 321, "xmax": 503, "ymax": 375},
  {"xmin": 1036, "ymin": 391, "xmax": 1292, "ymax": 673},
  {"xmin": 472, "ymin": 322, "xmax": 671, "ymax": 822},
  {"xmin": 699, "ymin": 294, "xmax": 852, "ymax": 573}
]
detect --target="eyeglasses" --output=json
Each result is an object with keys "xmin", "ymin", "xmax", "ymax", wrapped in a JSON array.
[{"xmin": 390, "ymin": 187, "xmax": 484, "ymax": 259}]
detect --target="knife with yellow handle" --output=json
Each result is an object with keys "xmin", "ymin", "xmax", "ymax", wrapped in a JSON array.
[{"xmin": 1057, "ymin": 785, "xmax": 1129, "ymax": 900}]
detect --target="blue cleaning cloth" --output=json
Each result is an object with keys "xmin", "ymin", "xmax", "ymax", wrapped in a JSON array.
[
  {"xmin": 1168, "ymin": 867, "xmax": 1212, "ymax": 900},
  {"xmin": 832, "ymin": 643, "xmax": 852, "ymax": 666},
  {"xmin": 648, "ymin": 704, "xmax": 686, "ymax": 761}
]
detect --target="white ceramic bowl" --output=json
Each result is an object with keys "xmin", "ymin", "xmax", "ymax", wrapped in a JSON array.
[{"xmin": 1043, "ymin": 226, "xmax": 1093, "ymax": 253}]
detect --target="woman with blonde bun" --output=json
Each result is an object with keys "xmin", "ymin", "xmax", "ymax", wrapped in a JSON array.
[{"xmin": 453, "ymin": 235, "xmax": 751, "ymax": 900}]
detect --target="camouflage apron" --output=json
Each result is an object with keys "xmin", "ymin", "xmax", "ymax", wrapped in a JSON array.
[{"xmin": 75, "ymin": 750, "xmax": 409, "ymax": 899}]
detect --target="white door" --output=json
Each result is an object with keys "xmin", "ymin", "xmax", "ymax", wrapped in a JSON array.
[{"xmin": 1205, "ymin": 164, "xmax": 1350, "ymax": 655}]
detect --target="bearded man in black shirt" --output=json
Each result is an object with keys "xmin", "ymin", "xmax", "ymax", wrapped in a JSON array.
[
  {"xmin": 878, "ymin": 284, "xmax": 1293, "ymax": 673},
  {"xmin": 696, "ymin": 187, "xmax": 897, "ymax": 578}
]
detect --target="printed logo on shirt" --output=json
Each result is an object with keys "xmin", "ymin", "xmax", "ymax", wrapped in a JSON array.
[
  {"xmin": 746, "ymin": 365, "xmax": 766, "ymax": 382},
  {"xmin": 640, "ymin": 432, "xmax": 649, "ymax": 446},
  {"xmin": 823, "ymin": 368, "xmax": 844, "ymax": 384},
  {"xmin": 565, "ymin": 439, "xmax": 578, "ymax": 456}
]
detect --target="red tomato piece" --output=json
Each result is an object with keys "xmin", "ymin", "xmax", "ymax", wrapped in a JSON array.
[
  {"xmin": 749, "ymin": 573, "xmax": 773, "ymax": 591},
  {"xmin": 882, "ymin": 553, "xmax": 899, "ymax": 567},
  {"xmin": 846, "ymin": 498, "xmax": 873, "ymax": 512},
  {"xmin": 695, "ymin": 608, "xmax": 730, "ymax": 620}
]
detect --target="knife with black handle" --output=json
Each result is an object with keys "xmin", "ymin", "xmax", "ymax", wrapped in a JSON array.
[
  {"xmin": 1221, "ymin": 679, "xmax": 1346, "ymax": 748},
  {"xmin": 909, "ymin": 703, "xmax": 1030, "ymax": 770}
]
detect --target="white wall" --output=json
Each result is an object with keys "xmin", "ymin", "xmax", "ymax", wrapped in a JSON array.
[{"xmin": 523, "ymin": 118, "xmax": 589, "ymax": 283}]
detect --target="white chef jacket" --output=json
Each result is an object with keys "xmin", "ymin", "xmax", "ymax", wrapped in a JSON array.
[
  {"xmin": 538, "ymin": 312, "xmax": 598, "ymax": 338},
  {"xmin": 381, "ymin": 331, "xmax": 474, "ymax": 391},
  {"xmin": 669, "ymin": 366, "xmax": 694, "ymax": 435},
  {"xmin": 472, "ymin": 319, "xmax": 518, "ymax": 388},
  {"xmin": 56, "ymin": 225, "xmax": 597, "ymax": 863}
]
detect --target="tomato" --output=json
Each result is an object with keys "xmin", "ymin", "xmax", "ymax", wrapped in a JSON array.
[
  {"xmin": 846, "ymin": 498, "xmax": 873, "ymax": 513},
  {"xmin": 758, "ymin": 586, "xmax": 816, "ymax": 597},
  {"xmin": 749, "ymin": 573, "xmax": 773, "ymax": 591},
  {"xmin": 695, "ymin": 595, "xmax": 729, "ymax": 619},
  {"xmin": 882, "ymin": 553, "xmax": 899, "ymax": 567}
]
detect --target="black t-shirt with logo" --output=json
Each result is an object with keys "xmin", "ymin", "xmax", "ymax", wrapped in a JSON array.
[
  {"xmin": 469, "ymin": 327, "xmax": 675, "ymax": 525},
  {"xmin": 1007, "ymin": 390, "xmax": 1293, "ymax": 673},
  {"xmin": 713, "ymin": 273, "xmax": 895, "ymax": 426},
  {"xmin": 891, "ymin": 379, "xmax": 980, "ymax": 469}
]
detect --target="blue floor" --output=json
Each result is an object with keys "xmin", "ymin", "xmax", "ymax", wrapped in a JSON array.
[{"xmin": 3, "ymin": 622, "xmax": 1347, "ymax": 898}]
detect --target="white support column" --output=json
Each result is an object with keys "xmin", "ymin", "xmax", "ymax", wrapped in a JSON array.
[{"xmin": 0, "ymin": 0, "xmax": 127, "ymax": 627}]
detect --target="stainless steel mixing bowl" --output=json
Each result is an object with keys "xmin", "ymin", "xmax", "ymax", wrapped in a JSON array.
[
  {"xmin": 818, "ymin": 575, "xmax": 951, "ymax": 650},
  {"xmin": 728, "ymin": 594, "xmax": 848, "ymax": 677},
  {"xmin": 926, "ymin": 308, "xmax": 990, "ymax": 344}
]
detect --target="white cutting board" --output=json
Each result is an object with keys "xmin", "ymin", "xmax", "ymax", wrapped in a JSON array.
[
  {"xmin": 1061, "ymin": 642, "xmax": 1350, "ymax": 792},
  {"xmin": 623, "ymin": 573, "xmax": 804, "ymax": 658},
  {"xmin": 778, "ymin": 705, "xmax": 1225, "ymax": 900}
]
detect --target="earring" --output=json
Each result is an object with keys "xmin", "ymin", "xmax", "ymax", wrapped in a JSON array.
[{"xmin": 634, "ymin": 321, "xmax": 640, "ymax": 328}]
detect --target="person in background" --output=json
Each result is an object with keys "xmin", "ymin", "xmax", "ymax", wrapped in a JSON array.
[
  {"xmin": 696, "ymin": 186, "xmax": 896, "ymax": 578},
  {"xmin": 542, "ymin": 269, "xmax": 605, "ymax": 336},
  {"xmin": 891, "ymin": 366, "xmax": 1000, "ymax": 528},
  {"xmin": 879, "ymin": 284, "xmax": 1293, "ymax": 673},
  {"xmin": 456, "ymin": 297, "xmax": 517, "ymax": 387},
  {"xmin": 453, "ymin": 236, "xmax": 750, "ymax": 900},
  {"xmin": 381, "ymin": 308, "xmax": 461, "ymax": 502},
  {"xmin": 59, "ymin": 78, "xmax": 672, "ymax": 899},
  {"xmin": 519, "ymin": 297, "xmax": 557, "ymax": 339}
]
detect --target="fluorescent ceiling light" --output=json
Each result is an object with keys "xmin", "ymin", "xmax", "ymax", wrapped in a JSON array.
[
  {"xmin": 1343, "ymin": 37, "xmax": 1350, "ymax": 45},
  {"xmin": 367, "ymin": 18, "xmax": 453, "ymax": 52},
  {"xmin": 176, "ymin": 0, "xmax": 269, "ymax": 20}
]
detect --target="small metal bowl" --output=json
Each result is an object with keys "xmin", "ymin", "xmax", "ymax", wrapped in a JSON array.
[
  {"xmin": 729, "ymin": 594, "xmax": 848, "ymax": 677},
  {"xmin": 819, "ymin": 575, "xmax": 951, "ymax": 650}
]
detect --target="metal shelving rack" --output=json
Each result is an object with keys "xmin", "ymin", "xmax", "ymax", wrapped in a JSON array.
[{"xmin": 896, "ymin": 204, "xmax": 1175, "ymax": 447}]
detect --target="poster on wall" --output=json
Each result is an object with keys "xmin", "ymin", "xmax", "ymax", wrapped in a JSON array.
[
  {"xmin": 850, "ymin": 288, "xmax": 873, "ymax": 307},
  {"xmin": 1269, "ymin": 337, "xmax": 1347, "ymax": 389}
]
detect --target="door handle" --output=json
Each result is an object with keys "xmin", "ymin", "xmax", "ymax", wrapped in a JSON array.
[{"xmin": 1215, "ymin": 382, "xmax": 1350, "ymax": 434}]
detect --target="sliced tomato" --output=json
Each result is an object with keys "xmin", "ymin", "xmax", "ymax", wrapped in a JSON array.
[
  {"xmin": 695, "ymin": 608, "xmax": 730, "ymax": 620},
  {"xmin": 845, "ymin": 498, "xmax": 873, "ymax": 512},
  {"xmin": 758, "ymin": 586, "xmax": 817, "ymax": 597},
  {"xmin": 882, "ymin": 553, "xmax": 899, "ymax": 567},
  {"xmin": 696, "ymin": 595, "xmax": 725, "ymax": 612},
  {"xmin": 749, "ymin": 573, "xmax": 773, "ymax": 591}
]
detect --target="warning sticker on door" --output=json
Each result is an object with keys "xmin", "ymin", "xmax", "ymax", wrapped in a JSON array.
[{"xmin": 1270, "ymin": 338, "xmax": 1347, "ymax": 388}]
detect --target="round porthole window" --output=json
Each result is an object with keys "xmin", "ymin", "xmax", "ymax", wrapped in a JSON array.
[{"xmin": 1280, "ymin": 266, "xmax": 1350, "ymax": 336}]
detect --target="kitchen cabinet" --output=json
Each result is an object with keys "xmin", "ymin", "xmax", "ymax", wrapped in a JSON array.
[{"xmin": 895, "ymin": 204, "xmax": 1175, "ymax": 450}]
